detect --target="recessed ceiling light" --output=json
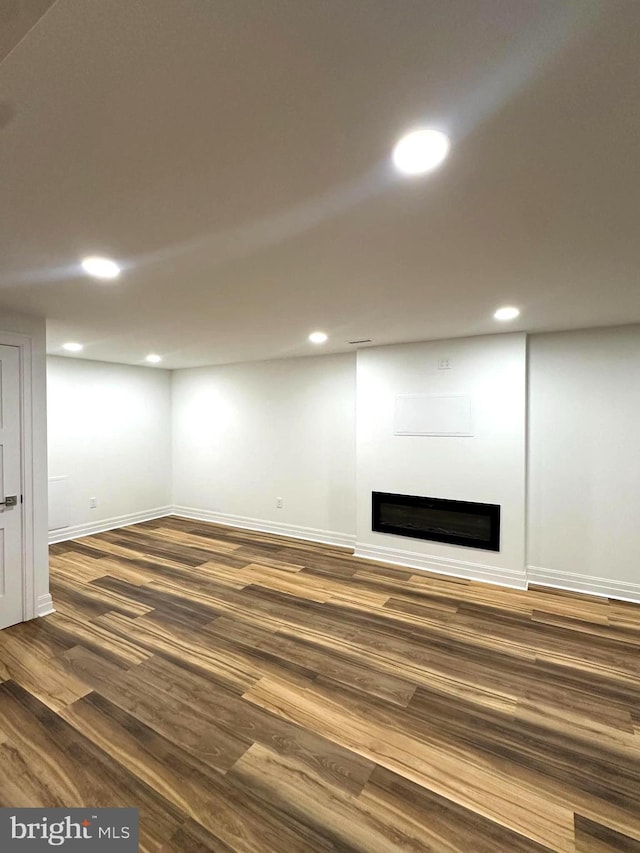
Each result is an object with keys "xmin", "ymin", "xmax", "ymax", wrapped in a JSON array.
[
  {"xmin": 62, "ymin": 342, "xmax": 83, "ymax": 352},
  {"xmin": 494, "ymin": 306, "xmax": 520, "ymax": 321},
  {"xmin": 145, "ymin": 354, "xmax": 162, "ymax": 364},
  {"xmin": 81, "ymin": 256, "xmax": 121, "ymax": 279},
  {"xmin": 308, "ymin": 331, "xmax": 328, "ymax": 344},
  {"xmin": 392, "ymin": 128, "xmax": 450, "ymax": 176}
]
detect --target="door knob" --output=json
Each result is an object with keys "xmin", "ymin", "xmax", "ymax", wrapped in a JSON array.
[{"xmin": 0, "ymin": 495, "xmax": 17, "ymax": 507}]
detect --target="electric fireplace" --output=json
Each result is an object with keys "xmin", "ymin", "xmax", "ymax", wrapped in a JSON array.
[{"xmin": 372, "ymin": 491, "xmax": 500, "ymax": 552}]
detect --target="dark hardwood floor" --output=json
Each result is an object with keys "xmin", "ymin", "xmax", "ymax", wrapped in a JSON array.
[{"xmin": 1, "ymin": 516, "xmax": 640, "ymax": 852}]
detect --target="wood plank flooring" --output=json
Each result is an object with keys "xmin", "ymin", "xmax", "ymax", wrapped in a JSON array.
[{"xmin": 1, "ymin": 516, "xmax": 640, "ymax": 852}]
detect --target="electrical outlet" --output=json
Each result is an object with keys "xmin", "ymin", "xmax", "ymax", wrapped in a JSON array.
[
  {"xmin": 276, "ymin": 497, "xmax": 283, "ymax": 509},
  {"xmin": 89, "ymin": 497, "xmax": 97, "ymax": 509},
  {"xmin": 437, "ymin": 358, "xmax": 452, "ymax": 370}
]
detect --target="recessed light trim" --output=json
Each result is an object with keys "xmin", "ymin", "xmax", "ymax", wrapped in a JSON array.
[
  {"xmin": 62, "ymin": 342, "xmax": 83, "ymax": 352},
  {"xmin": 392, "ymin": 128, "xmax": 450, "ymax": 176},
  {"xmin": 145, "ymin": 354, "xmax": 162, "ymax": 364},
  {"xmin": 81, "ymin": 255, "xmax": 121, "ymax": 279},
  {"xmin": 494, "ymin": 306, "xmax": 520, "ymax": 321},
  {"xmin": 308, "ymin": 331, "xmax": 328, "ymax": 344}
]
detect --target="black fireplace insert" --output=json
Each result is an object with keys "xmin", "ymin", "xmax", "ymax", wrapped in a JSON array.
[{"xmin": 372, "ymin": 491, "xmax": 500, "ymax": 552}]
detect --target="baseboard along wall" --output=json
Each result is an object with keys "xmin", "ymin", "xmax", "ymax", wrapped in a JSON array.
[
  {"xmin": 48, "ymin": 506, "xmax": 174, "ymax": 545},
  {"xmin": 47, "ymin": 506, "xmax": 640, "ymax": 604}
]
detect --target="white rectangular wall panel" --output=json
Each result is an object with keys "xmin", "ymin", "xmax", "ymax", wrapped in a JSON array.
[{"xmin": 395, "ymin": 394, "xmax": 473, "ymax": 436}]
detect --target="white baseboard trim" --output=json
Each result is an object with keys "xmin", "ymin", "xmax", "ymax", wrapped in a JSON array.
[
  {"xmin": 46, "ymin": 508, "xmax": 638, "ymax": 603},
  {"xmin": 355, "ymin": 542, "xmax": 527, "ymax": 590},
  {"xmin": 37, "ymin": 593, "xmax": 55, "ymax": 617},
  {"xmin": 172, "ymin": 505, "xmax": 356, "ymax": 550},
  {"xmin": 49, "ymin": 501, "xmax": 523, "ymax": 587},
  {"xmin": 527, "ymin": 565, "xmax": 640, "ymax": 604},
  {"xmin": 48, "ymin": 506, "xmax": 174, "ymax": 545}
]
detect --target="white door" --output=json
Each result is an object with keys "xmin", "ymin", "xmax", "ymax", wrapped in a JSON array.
[{"xmin": 0, "ymin": 344, "xmax": 23, "ymax": 630}]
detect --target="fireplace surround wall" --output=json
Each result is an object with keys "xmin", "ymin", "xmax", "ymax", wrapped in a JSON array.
[{"xmin": 355, "ymin": 334, "xmax": 527, "ymax": 589}]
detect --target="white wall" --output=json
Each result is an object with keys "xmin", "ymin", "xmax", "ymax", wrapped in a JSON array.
[
  {"xmin": 355, "ymin": 334, "xmax": 527, "ymax": 588},
  {"xmin": 172, "ymin": 354, "xmax": 356, "ymax": 545},
  {"xmin": 47, "ymin": 356, "xmax": 172, "ymax": 538},
  {"xmin": 528, "ymin": 325, "xmax": 640, "ymax": 600},
  {"xmin": 0, "ymin": 310, "xmax": 49, "ymax": 617}
]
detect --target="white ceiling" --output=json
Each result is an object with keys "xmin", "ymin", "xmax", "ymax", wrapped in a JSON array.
[{"xmin": 1, "ymin": 0, "xmax": 639, "ymax": 368}]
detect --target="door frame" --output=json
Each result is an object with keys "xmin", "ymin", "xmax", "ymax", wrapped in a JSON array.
[{"xmin": 0, "ymin": 330, "xmax": 37, "ymax": 622}]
